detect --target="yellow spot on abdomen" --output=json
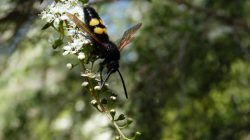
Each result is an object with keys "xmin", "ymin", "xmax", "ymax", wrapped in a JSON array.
[
  {"xmin": 94, "ymin": 27, "xmax": 106, "ymax": 34},
  {"xmin": 99, "ymin": 20, "xmax": 105, "ymax": 25},
  {"xmin": 89, "ymin": 18, "xmax": 100, "ymax": 26},
  {"xmin": 103, "ymin": 28, "xmax": 107, "ymax": 34}
]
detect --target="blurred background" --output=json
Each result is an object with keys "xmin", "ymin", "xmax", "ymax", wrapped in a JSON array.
[{"xmin": 1, "ymin": 0, "xmax": 250, "ymax": 140}]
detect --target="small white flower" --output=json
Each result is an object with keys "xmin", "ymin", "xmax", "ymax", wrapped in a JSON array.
[
  {"xmin": 81, "ymin": 72, "xmax": 96, "ymax": 79},
  {"xmin": 81, "ymin": 81, "xmax": 89, "ymax": 87},
  {"xmin": 88, "ymin": 74, "xmax": 96, "ymax": 79},
  {"xmin": 62, "ymin": 51, "xmax": 69, "ymax": 56},
  {"xmin": 53, "ymin": 18, "xmax": 60, "ymax": 26},
  {"xmin": 94, "ymin": 86, "xmax": 101, "ymax": 90},
  {"xmin": 78, "ymin": 52, "xmax": 85, "ymax": 60},
  {"xmin": 60, "ymin": 14, "xmax": 68, "ymax": 20},
  {"xmin": 105, "ymin": 83, "xmax": 109, "ymax": 87},
  {"xmin": 110, "ymin": 96, "xmax": 117, "ymax": 101},
  {"xmin": 62, "ymin": 40, "xmax": 81, "ymax": 55},
  {"xmin": 90, "ymin": 100, "xmax": 97, "ymax": 105},
  {"xmin": 95, "ymin": 78, "xmax": 101, "ymax": 82},
  {"xmin": 66, "ymin": 63, "xmax": 73, "ymax": 69},
  {"xmin": 62, "ymin": 45, "xmax": 71, "ymax": 55},
  {"xmin": 81, "ymin": 73, "xmax": 88, "ymax": 77},
  {"xmin": 67, "ymin": 28, "xmax": 78, "ymax": 36},
  {"xmin": 81, "ymin": 38, "xmax": 91, "ymax": 44}
]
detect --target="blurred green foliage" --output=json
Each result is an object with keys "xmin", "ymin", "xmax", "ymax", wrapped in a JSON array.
[
  {"xmin": 130, "ymin": 0, "xmax": 250, "ymax": 140},
  {"xmin": 0, "ymin": 0, "xmax": 250, "ymax": 140}
]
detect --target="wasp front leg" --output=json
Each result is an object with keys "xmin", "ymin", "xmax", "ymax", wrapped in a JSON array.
[{"xmin": 99, "ymin": 60, "xmax": 106, "ymax": 84}]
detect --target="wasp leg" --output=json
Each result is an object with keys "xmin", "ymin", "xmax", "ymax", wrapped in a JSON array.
[
  {"xmin": 99, "ymin": 61, "xmax": 106, "ymax": 83},
  {"xmin": 101, "ymin": 69, "xmax": 112, "ymax": 89}
]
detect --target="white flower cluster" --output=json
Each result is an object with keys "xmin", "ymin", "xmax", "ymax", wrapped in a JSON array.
[
  {"xmin": 41, "ymin": 0, "xmax": 102, "ymax": 92},
  {"xmin": 41, "ymin": 4, "xmax": 65, "ymax": 24},
  {"xmin": 40, "ymin": 0, "xmax": 91, "ymax": 58},
  {"xmin": 63, "ymin": 37, "xmax": 89, "ymax": 56},
  {"xmin": 40, "ymin": 0, "xmax": 83, "ymax": 26},
  {"xmin": 81, "ymin": 70, "xmax": 103, "ymax": 89}
]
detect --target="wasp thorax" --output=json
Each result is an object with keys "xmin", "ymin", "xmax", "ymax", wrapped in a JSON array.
[{"xmin": 103, "ymin": 41, "xmax": 120, "ymax": 61}]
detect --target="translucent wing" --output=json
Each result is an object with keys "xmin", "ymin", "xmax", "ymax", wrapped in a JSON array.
[
  {"xmin": 66, "ymin": 13, "xmax": 105, "ymax": 47},
  {"xmin": 118, "ymin": 23, "xmax": 142, "ymax": 51}
]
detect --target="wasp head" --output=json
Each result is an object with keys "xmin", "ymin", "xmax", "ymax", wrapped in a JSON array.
[{"xmin": 107, "ymin": 60, "xmax": 119, "ymax": 73}]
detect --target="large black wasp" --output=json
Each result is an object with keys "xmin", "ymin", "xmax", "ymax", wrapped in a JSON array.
[{"xmin": 67, "ymin": 5, "xmax": 142, "ymax": 98}]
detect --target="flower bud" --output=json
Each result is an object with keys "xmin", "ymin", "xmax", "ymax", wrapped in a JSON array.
[
  {"xmin": 105, "ymin": 83, "xmax": 109, "ymax": 87},
  {"xmin": 136, "ymin": 131, "xmax": 142, "ymax": 136},
  {"xmin": 81, "ymin": 81, "xmax": 89, "ymax": 87},
  {"xmin": 110, "ymin": 96, "xmax": 117, "ymax": 101},
  {"xmin": 94, "ymin": 86, "xmax": 101, "ymax": 90},
  {"xmin": 66, "ymin": 63, "xmax": 73, "ymax": 69},
  {"xmin": 110, "ymin": 109, "xmax": 116, "ymax": 119},
  {"xmin": 90, "ymin": 100, "xmax": 97, "ymax": 106},
  {"xmin": 78, "ymin": 52, "xmax": 85, "ymax": 60},
  {"xmin": 115, "ymin": 136, "xmax": 120, "ymax": 140}
]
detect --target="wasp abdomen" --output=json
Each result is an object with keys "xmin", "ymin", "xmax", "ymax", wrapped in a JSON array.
[{"xmin": 84, "ymin": 6, "xmax": 109, "ymax": 42}]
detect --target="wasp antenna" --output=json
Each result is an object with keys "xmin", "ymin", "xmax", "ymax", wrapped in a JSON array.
[
  {"xmin": 101, "ymin": 70, "xmax": 113, "ymax": 89},
  {"xmin": 117, "ymin": 69, "xmax": 128, "ymax": 99}
]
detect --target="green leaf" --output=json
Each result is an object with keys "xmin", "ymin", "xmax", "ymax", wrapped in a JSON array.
[
  {"xmin": 115, "ymin": 114, "xmax": 126, "ymax": 121},
  {"xmin": 127, "ymin": 118, "xmax": 133, "ymax": 125},
  {"xmin": 52, "ymin": 39, "xmax": 63, "ymax": 49},
  {"xmin": 79, "ymin": 0, "xmax": 88, "ymax": 4},
  {"xmin": 41, "ymin": 21, "xmax": 53, "ymax": 30},
  {"xmin": 58, "ymin": 21, "xmax": 64, "ymax": 34}
]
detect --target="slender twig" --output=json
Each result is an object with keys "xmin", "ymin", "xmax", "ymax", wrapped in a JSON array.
[
  {"xmin": 88, "ymin": 79, "xmax": 129, "ymax": 139},
  {"xmin": 89, "ymin": 0, "xmax": 118, "ymax": 5},
  {"xmin": 176, "ymin": 0, "xmax": 250, "ymax": 32},
  {"xmin": 112, "ymin": 120, "xmax": 127, "ymax": 139},
  {"xmin": 83, "ymin": 69, "xmax": 129, "ymax": 139}
]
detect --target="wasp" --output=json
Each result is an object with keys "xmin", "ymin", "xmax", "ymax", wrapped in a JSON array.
[{"xmin": 67, "ymin": 5, "xmax": 142, "ymax": 98}]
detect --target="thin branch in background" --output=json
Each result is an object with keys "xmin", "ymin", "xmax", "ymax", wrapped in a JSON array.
[
  {"xmin": 0, "ymin": 0, "xmax": 40, "ymax": 55},
  {"xmin": 0, "ymin": 15, "xmax": 36, "ymax": 55},
  {"xmin": 89, "ymin": 0, "xmax": 122, "ymax": 5},
  {"xmin": 175, "ymin": 0, "xmax": 250, "ymax": 32}
]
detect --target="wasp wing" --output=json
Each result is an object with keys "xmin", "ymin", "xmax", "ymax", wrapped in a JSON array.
[
  {"xmin": 66, "ymin": 13, "xmax": 105, "ymax": 47},
  {"xmin": 118, "ymin": 23, "xmax": 142, "ymax": 51}
]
